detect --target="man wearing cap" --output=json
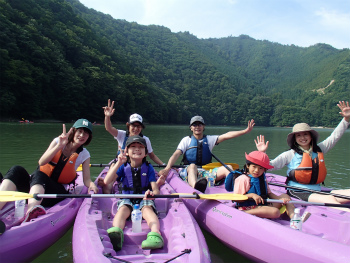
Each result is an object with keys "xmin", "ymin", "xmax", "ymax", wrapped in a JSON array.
[
  {"xmin": 103, "ymin": 99, "xmax": 164, "ymax": 166},
  {"xmin": 158, "ymin": 116, "xmax": 255, "ymax": 192}
]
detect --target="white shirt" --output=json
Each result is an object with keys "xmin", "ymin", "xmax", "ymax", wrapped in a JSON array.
[{"xmin": 114, "ymin": 130, "xmax": 154, "ymax": 153}]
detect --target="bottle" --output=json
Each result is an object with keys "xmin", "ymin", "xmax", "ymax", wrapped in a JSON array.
[
  {"xmin": 14, "ymin": 199, "xmax": 26, "ymax": 219},
  {"xmin": 290, "ymin": 208, "xmax": 302, "ymax": 230},
  {"xmin": 131, "ymin": 204, "xmax": 142, "ymax": 233},
  {"xmin": 207, "ymin": 169, "xmax": 215, "ymax": 187}
]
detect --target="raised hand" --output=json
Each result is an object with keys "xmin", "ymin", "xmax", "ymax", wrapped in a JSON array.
[
  {"xmin": 245, "ymin": 119, "xmax": 255, "ymax": 133},
  {"xmin": 116, "ymin": 146, "xmax": 127, "ymax": 164},
  {"xmin": 57, "ymin": 124, "xmax": 72, "ymax": 148},
  {"xmin": 255, "ymin": 135, "xmax": 269, "ymax": 152},
  {"xmin": 337, "ymin": 101, "xmax": 350, "ymax": 121},
  {"xmin": 103, "ymin": 99, "xmax": 115, "ymax": 117}
]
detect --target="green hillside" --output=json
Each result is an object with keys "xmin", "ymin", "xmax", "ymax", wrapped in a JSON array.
[{"xmin": 0, "ymin": 0, "xmax": 349, "ymax": 126}]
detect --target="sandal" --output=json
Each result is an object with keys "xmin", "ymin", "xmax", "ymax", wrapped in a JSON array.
[
  {"xmin": 23, "ymin": 205, "xmax": 46, "ymax": 223},
  {"xmin": 107, "ymin": 226, "xmax": 124, "ymax": 252},
  {"xmin": 141, "ymin": 232, "xmax": 164, "ymax": 250},
  {"xmin": 194, "ymin": 177, "xmax": 207, "ymax": 193}
]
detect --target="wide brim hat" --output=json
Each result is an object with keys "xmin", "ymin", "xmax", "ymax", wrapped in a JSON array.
[
  {"xmin": 129, "ymin": 113, "xmax": 145, "ymax": 128},
  {"xmin": 190, "ymin": 116, "xmax": 205, "ymax": 126},
  {"xmin": 287, "ymin": 123, "xmax": 318, "ymax": 147},
  {"xmin": 245, "ymin": 151, "xmax": 274, "ymax": 170},
  {"xmin": 125, "ymin": 135, "xmax": 147, "ymax": 149},
  {"xmin": 73, "ymin": 119, "xmax": 92, "ymax": 134}
]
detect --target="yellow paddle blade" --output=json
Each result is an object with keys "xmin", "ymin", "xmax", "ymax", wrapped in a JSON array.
[
  {"xmin": 174, "ymin": 193, "xmax": 247, "ymax": 201},
  {"xmin": 0, "ymin": 191, "xmax": 33, "ymax": 201},
  {"xmin": 202, "ymin": 162, "xmax": 239, "ymax": 170},
  {"xmin": 76, "ymin": 165, "xmax": 83, "ymax": 172}
]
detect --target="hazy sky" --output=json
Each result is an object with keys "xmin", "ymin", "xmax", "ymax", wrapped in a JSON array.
[{"xmin": 78, "ymin": 0, "xmax": 350, "ymax": 49}]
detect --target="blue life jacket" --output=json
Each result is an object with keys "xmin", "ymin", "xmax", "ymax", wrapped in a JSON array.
[
  {"xmin": 236, "ymin": 173, "xmax": 268, "ymax": 207},
  {"xmin": 182, "ymin": 135, "xmax": 212, "ymax": 165},
  {"xmin": 118, "ymin": 162, "xmax": 151, "ymax": 199}
]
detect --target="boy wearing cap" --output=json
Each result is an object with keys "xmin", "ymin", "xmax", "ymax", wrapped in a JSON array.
[
  {"xmin": 100, "ymin": 135, "xmax": 164, "ymax": 251},
  {"xmin": 0, "ymin": 119, "xmax": 99, "ymax": 221},
  {"xmin": 103, "ymin": 99, "xmax": 164, "ymax": 166},
  {"xmin": 158, "ymin": 116, "xmax": 255, "ymax": 192},
  {"xmin": 255, "ymin": 100, "xmax": 350, "ymax": 208}
]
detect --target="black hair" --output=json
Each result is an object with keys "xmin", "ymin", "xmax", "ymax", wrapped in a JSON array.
[{"xmin": 290, "ymin": 132, "xmax": 321, "ymax": 154}]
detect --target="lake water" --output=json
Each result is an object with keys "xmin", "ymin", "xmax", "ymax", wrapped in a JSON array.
[{"xmin": 0, "ymin": 122, "xmax": 349, "ymax": 262}]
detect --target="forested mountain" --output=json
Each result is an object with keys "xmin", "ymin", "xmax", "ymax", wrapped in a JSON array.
[{"xmin": 1, "ymin": 0, "xmax": 349, "ymax": 126}]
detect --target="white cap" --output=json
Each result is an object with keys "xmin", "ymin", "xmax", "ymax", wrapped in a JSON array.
[{"xmin": 129, "ymin": 113, "xmax": 144, "ymax": 127}]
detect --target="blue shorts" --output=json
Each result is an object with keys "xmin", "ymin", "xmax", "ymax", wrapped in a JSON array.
[
  {"xmin": 117, "ymin": 199, "xmax": 157, "ymax": 214},
  {"xmin": 179, "ymin": 166, "xmax": 218, "ymax": 182}
]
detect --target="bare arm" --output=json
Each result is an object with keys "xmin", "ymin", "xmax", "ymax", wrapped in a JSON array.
[
  {"xmin": 217, "ymin": 119, "xmax": 255, "ymax": 144},
  {"xmin": 81, "ymin": 158, "xmax": 98, "ymax": 193},
  {"xmin": 148, "ymin": 152, "xmax": 164, "ymax": 165},
  {"xmin": 158, "ymin": 149, "xmax": 182, "ymax": 177}
]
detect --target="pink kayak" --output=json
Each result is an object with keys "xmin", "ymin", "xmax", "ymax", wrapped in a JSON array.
[
  {"xmin": 166, "ymin": 169, "xmax": 350, "ymax": 263},
  {"xmin": 0, "ymin": 173, "xmax": 87, "ymax": 262},
  {"xmin": 72, "ymin": 167, "xmax": 211, "ymax": 263}
]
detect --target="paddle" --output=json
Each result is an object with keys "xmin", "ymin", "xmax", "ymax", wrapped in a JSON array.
[
  {"xmin": 76, "ymin": 162, "xmax": 239, "ymax": 172},
  {"xmin": 268, "ymin": 182, "xmax": 350, "ymax": 200},
  {"xmin": 0, "ymin": 191, "xmax": 248, "ymax": 202},
  {"xmin": 264, "ymin": 199, "xmax": 350, "ymax": 209}
]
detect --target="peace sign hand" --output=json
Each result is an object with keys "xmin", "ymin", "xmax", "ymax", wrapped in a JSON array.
[
  {"xmin": 103, "ymin": 99, "xmax": 115, "ymax": 117},
  {"xmin": 57, "ymin": 124, "xmax": 72, "ymax": 148},
  {"xmin": 116, "ymin": 146, "xmax": 128, "ymax": 164}
]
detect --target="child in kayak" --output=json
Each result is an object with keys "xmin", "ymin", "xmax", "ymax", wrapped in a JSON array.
[
  {"xmin": 233, "ymin": 151, "xmax": 296, "ymax": 219},
  {"xmin": 0, "ymin": 119, "xmax": 99, "ymax": 221},
  {"xmin": 102, "ymin": 99, "xmax": 164, "ymax": 193},
  {"xmin": 99, "ymin": 135, "xmax": 163, "ymax": 251},
  {"xmin": 255, "ymin": 101, "xmax": 350, "ymax": 209},
  {"xmin": 158, "ymin": 116, "xmax": 255, "ymax": 192}
]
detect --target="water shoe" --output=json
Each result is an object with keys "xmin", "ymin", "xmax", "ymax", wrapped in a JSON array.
[
  {"xmin": 141, "ymin": 232, "xmax": 164, "ymax": 250},
  {"xmin": 107, "ymin": 226, "xmax": 124, "ymax": 252}
]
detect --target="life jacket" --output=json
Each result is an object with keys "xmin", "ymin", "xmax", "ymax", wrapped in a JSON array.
[
  {"xmin": 236, "ymin": 173, "xmax": 268, "ymax": 207},
  {"xmin": 288, "ymin": 152, "xmax": 327, "ymax": 184},
  {"xmin": 182, "ymin": 135, "xmax": 212, "ymax": 165},
  {"xmin": 118, "ymin": 162, "xmax": 151, "ymax": 203},
  {"xmin": 39, "ymin": 147, "xmax": 83, "ymax": 184}
]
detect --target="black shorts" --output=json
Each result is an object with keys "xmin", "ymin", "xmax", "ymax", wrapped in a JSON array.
[
  {"xmin": 287, "ymin": 190, "xmax": 311, "ymax": 201},
  {"xmin": 4, "ymin": 165, "xmax": 68, "ymax": 207}
]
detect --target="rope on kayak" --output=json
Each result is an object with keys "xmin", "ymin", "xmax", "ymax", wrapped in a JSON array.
[
  {"xmin": 103, "ymin": 252, "xmax": 131, "ymax": 263},
  {"xmin": 164, "ymin": 249, "xmax": 192, "ymax": 263}
]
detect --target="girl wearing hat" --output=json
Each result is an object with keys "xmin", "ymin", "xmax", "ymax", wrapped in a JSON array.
[
  {"xmin": 233, "ymin": 151, "xmax": 295, "ymax": 218},
  {"xmin": 0, "ymin": 119, "xmax": 99, "ymax": 221},
  {"xmin": 255, "ymin": 101, "xmax": 350, "ymax": 207}
]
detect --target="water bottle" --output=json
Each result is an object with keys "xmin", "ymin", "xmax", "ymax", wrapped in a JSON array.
[
  {"xmin": 131, "ymin": 204, "xmax": 142, "ymax": 233},
  {"xmin": 290, "ymin": 208, "xmax": 302, "ymax": 230},
  {"xmin": 14, "ymin": 199, "xmax": 26, "ymax": 219},
  {"xmin": 207, "ymin": 169, "xmax": 215, "ymax": 187}
]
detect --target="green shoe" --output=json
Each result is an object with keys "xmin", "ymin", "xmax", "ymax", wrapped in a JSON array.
[
  {"xmin": 107, "ymin": 227, "xmax": 124, "ymax": 252},
  {"xmin": 141, "ymin": 232, "xmax": 164, "ymax": 250}
]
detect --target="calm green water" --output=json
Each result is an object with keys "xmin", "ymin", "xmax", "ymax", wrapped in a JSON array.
[{"xmin": 0, "ymin": 122, "xmax": 349, "ymax": 263}]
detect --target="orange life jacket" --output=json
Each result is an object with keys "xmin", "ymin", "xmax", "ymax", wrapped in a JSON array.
[
  {"xmin": 288, "ymin": 152, "xmax": 327, "ymax": 184},
  {"xmin": 39, "ymin": 149, "xmax": 81, "ymax": 184}
]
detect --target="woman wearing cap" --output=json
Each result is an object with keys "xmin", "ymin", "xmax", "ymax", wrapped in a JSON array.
[
  {"xmin": 103, "ymin": 99, "xmax": 164, "ymax": 166},
  {"xmin": 0, "ymin": 119, "xmax": 99, "ymax": 221},
  {"xmin": 255, "ymin": 101, "xmax": 350, "ymax": 207},
  {"xmin": 233, "ymin": 151, "xmax": 295, "ymax": 218}
]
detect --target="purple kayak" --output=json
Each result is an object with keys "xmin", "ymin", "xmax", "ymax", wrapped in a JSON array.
[
  {"xmin": 72, "ymin": 167, "xmax": 211, "ymax": 263},
  {"xmin": 166, "ymin": 169, "xmax": 350, "ymax": 263},
  {"xmin": 0, "ymin": 173, "xmax": 87, "ymax": 262}
]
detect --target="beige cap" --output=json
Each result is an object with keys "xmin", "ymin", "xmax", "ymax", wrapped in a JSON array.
[{"xmin": 287, "ymin": 123, "xmax": 318, "ymax": 147}]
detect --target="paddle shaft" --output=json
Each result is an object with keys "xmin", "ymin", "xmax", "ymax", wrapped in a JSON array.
[
  {"xmin": 269, "ymin": 182, "xmax": 350, "ymax": 200},
  {"xmin": 264, "ymin": 199, "xmax": 350, "ymax": 209},
  {"xmin": 211, "ymin": 153, "xmax": 234, "ymax": 172},
  {"xmin": 33, "ymin": 193, "xmax": 198, "ymax": 199},
  {"xmin": 89, "ymin": 164, "xmax": 202, "ymax": 168}
]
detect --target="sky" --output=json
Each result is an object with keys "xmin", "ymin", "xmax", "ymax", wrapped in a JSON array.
[{"xmin": 78, "ymin": 0, "xmax": 350, "ymax": 49}]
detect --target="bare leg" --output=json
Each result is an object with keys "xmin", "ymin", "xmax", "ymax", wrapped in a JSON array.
[
  {"xmin": 112, "ymin": 205, "xmax": 130, "ymax": 229},
  {"xmin": 26, "ymin": 184, "xmax": 45, "ymax": 214},
  {"xmin": 0, "ymin": 179, "xmax": 17, "ymax": 210},
  {"xmin": 244, "ymin": 206, "xmax": 280, "ymax": 219},
  {"xmin": 142, "ymin": 206, "xmax": 160, "ymax": 234},
  {"xmin": 215, "ymin": 165, "xmax": 233, "ymax": 182},
  {"xmin": 187, "ymin": 164, "xmax": 198, "ymax": 188}
]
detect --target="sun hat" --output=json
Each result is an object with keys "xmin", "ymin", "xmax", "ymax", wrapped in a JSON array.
[
  {"xmin": 286, "ymin": 123, "xmax": 318, "ymax": 147},
  {"xmin": 73, "ymin": 119, "xmax": 92, "ymax": 134},
  {"xmin": 129, "ymin": 113, "xmax": 144, "ymax": 128},
  {"xmin": 125, "ymin": 135, "xmax": 147, "ymax": 149},
  {"xmin": 245, "ymin": 151, "xmax": 274, "ymax": 170},
  {"xmin": 190, "ymin": 116, "xmax": 205, "ymax": 126}
]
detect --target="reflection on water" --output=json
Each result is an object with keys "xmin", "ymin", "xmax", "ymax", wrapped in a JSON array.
[{"xmin": 0, "ymin": 123, "xmax": 348, "ymax": 262}]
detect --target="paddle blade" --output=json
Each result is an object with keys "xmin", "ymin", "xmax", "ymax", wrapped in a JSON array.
[
  {"xmin": 0, "ymin": 191, "xmax": 33, "ymax": 201},
  {"xmin": 199, "ymin": 193, "xmax": 247, "ymax": 201},
  {"xmin": 202, "ymin": 162, "xmax": 239, "ymax": 170}
]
